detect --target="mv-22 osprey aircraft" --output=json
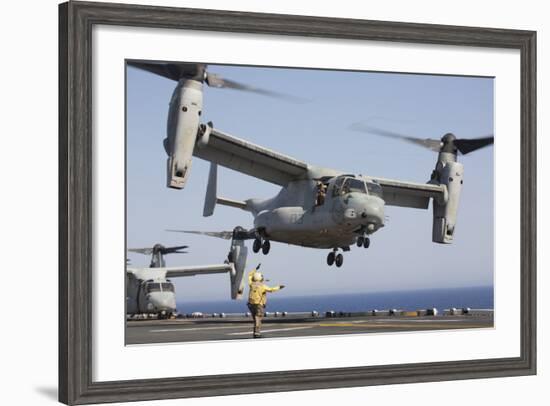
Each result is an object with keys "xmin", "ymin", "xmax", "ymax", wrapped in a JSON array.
[
  {"xmin": 129, "ymin": 61, "xmax": 494, "ymax": 268},
  {"xmin": 126, "ymin": 238, "xmax": 247, "ymax": 318}
]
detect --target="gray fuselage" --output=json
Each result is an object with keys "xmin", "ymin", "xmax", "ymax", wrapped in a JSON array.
[
  {"xmin": 126, "ymin": 269, "xmax": 177, "ymax": 316},
  {"xmin": 246, "ymin": 175, "xmax": 385, "ymax": 249}
]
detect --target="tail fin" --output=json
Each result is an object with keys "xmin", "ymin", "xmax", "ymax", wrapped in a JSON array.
[
  {"xmin": 203, "ymin": 163, "xmax": 218, "ymax": 216},
  {"xmin": 203, "ymin": 163, "xmax": 247, "ymax": 217}
]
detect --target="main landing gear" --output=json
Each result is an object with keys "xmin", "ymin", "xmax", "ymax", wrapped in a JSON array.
[
  {"xmin": 253, "ymin": 237, "xmax": 271, "ymax": 255},
  {"xmin": 356, "ymin": 236, "xmax": 370, "ymax": 248},
  {"xmin": 327, "ymin": 249, "xmax": 344, "ymax": 268}
]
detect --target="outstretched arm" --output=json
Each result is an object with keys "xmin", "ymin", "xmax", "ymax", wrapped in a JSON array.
[{"xmin": 265, "ymin": 284, "xmax": 285, "ymax": 293}]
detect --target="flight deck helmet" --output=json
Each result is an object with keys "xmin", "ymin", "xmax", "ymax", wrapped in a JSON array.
[{"xmin": 252, "ymin": 272, "xmax": 264, "ymax": 282}]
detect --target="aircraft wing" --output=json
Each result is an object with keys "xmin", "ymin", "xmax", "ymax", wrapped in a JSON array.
[
  {"xmin": 163, "ymin": 263, "xmax": 234, "ymax": 278},
  {"xmin": 194, "ymin": 128, "xmax": 309, "ymax": 186},
  {"xmin": 371, "ymin": 177, "xmax": 447, "ymax": 209},
  {"xmin": 127, "ymin": 264, "xmax": 234, "ymax": 278}
]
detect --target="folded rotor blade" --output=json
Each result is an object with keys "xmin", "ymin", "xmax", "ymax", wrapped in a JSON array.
[
  {"xmin": 349, "ymin": 123, "xmax": 442, "ymax": 152},
  {"xmin": 454, "ymin": 136, "xmax": 494, "ymax": 155}
]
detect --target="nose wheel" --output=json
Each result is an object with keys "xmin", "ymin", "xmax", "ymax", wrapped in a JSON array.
[
  {"xmin": 327, "ymin": 250, "xmax": 344, "ymax": 267},
  {"xmin": 253, "ymin": 238, "xmax": 271, "ymax": 255}
]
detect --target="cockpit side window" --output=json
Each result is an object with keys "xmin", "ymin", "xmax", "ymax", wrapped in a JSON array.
[
  {"xmin": 367, "ymin": 182, "xmax": 383, "ymax": 198},
  {"xmin": 332, "ymin": 177, "xmax": 346, "ymax": 197}
]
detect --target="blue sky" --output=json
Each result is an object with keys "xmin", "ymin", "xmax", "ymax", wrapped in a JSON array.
[{"xmin": 126, "ymin": 63, "xmax": 494, "ymax": 302}]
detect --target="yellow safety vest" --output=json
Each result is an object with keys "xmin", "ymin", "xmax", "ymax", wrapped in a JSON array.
[
  {"xmin": 247, "ymin": 270, "xmax": 281, "ymax": 306},
  {"xmin": 248, "ymin": 282, "xmax": 265, "ymax": 305}
]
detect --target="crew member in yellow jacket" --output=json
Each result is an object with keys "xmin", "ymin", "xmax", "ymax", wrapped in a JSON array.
[{"xmin": 247, "ymin": 264, "xmax": 285, "ymax": 338}]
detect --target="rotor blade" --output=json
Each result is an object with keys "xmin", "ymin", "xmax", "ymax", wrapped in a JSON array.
[
  {"xmin": 349, "ymin": 123, "xmax": 442, "ymax": 152},
  {"xmin": 127, "ymin": 248, "xmax": 154, "ymax": 255},
  {"xmin": 455, "ymin": 136, "xmax": 494, "ymax": 155},
  {"xmin": 128, "ymin": 61, "xmax": 205, "ymax": 81},
  {"xmin": 166, "ymin": 229, "xmax": 234, "ymax": 240},
  {"xmin": 162, "ymin": 245, "xmax": 189, "ymax": 254},
  {"xmin": 206, "ymin": 73, "xmax": 306, "ymax": 103}
]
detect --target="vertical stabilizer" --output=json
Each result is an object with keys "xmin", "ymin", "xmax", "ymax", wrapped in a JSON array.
[{"xmin": 203, "ymin": 163, "xmax": 218, "ymax": 217}]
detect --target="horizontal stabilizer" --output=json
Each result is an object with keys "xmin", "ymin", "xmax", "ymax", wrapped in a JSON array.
[
  {"xmin": 217, "ymin": 197, "xmax": 247, "ymax": 210},
  {"xmin": 167, "ymin": 229, "xmax": 234, "ymax": 240},
  {"xmin": 166, "ymin": 227, "xmax": 256, "ymax": 241}
]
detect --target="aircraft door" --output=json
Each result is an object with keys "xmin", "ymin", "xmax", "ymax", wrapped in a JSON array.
[{"xmin": 314, "ymin": 181, "xmax": 329, "ymax": 208}]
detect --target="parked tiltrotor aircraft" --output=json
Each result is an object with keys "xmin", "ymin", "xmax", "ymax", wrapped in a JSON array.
[
  {"xmin": 126, "ymin": 237, "xmax": 248, "ymax": 318},
  {"xmin": 129, "ymin": 61, "xmax": 494, "ymax": 268}
]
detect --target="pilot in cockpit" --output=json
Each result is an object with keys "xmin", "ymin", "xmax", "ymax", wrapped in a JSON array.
[
  {"xmin": 316, "ymin": 181, "xmax": 327, "ymax": 206},
  {"xmin": 341, "ymin": 184, "xmax": 350, "ymax": 195}
]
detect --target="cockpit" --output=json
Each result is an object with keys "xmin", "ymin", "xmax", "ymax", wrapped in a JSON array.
[
  {"xmin": 332, "ymin": 176, "xmax": 383, "ymax": 198},
  {"xmin": 145, "ymin": 281, "xmax": 175, "ymax": 293},
  {"xmin": 332, "ymin": 176, "xmax": 366, "ymax": 196}
]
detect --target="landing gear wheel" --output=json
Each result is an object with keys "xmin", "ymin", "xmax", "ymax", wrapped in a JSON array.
[
  {"xmin": 253, "ymin": 238, "xmax": 262, "ymax": 253},
  {"xmin": 327, "ymin": 251, "xmax": 335, "ymax": 266},
  {"xmin": 261, "ymin": 240, "xmax": 271, "ymax": 255},
  {"xmin": 356, "ymin": 236, "xmax": 364, "ymax": 247},
  {"xmin": 363, "ymin": 237, "xmax": 370, "ymax": 248},
  {"xmin": 335, "ymin": 253, "xmax": 344, "ymax": 267}
]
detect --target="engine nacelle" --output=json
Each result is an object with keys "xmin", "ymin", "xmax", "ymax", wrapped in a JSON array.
[
  {"xmin": 166, "ymin": 79, "xmax": 203, "ymax": 189},
  {"xmin": 228, "ymin": 235, "xmax": 248, "ymax": 300},
  {"xmin": 432, "ymin": 156, "xmax": 464, "ymax": 244}
]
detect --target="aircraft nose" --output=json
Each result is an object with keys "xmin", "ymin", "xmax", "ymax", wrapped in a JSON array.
[
  {"xmin": 362, "ymin": 196, "xmax": 385, "ymax": 227},
  {"xmin": 149, "ymin": 292, "xmax": 176, "ymax": 312}
]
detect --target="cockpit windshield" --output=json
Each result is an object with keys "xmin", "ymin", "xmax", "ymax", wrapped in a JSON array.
[
  {"xmin": 146, "ymin": 283, "xmax": 162, "ymax": 293},
  {"xmin": 161, "ymin": 283, "xmax": 175, "ymax": 292},
  {"xmin": 341, "ymin": 178, "xmax": 367, "ymax": 194},
  {"xmin": 333, "ymin": 176, "xmax": 368, "ymax": 196}
]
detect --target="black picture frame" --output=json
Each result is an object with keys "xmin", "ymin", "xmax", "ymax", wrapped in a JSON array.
[{"xmin": 59, "ymin": 1, "xmax": 537, "ymax": 404}]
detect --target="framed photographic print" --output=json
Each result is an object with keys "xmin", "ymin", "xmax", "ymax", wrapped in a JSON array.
[{"xmin": 59, "ymin": 1, "xmax": 536, "ymax": 404}]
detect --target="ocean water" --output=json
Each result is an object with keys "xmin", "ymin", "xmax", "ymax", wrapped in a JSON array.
[{"xmin": 177, "ymin": 286, "xmax": 493, "ymax": 314}]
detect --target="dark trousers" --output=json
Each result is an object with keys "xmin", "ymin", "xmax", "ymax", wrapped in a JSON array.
[{"xmin": 248, "ymin": 303, "xmax": 264, "ymax": 336}]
